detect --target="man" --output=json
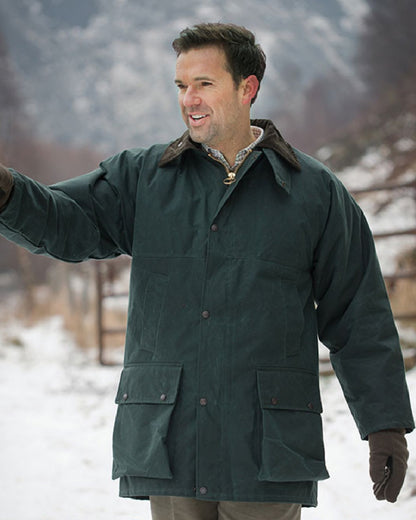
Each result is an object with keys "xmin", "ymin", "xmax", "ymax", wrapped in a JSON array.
[{"xmin": 0, "ymin": 23, "xmax": 414, "ymax": 520}]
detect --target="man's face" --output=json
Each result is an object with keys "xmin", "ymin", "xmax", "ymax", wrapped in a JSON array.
[{"xmin": 175, "ymin": 46, "xmax": 248, "ymax": 151}]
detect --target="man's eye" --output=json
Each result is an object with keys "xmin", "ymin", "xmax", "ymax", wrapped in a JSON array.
[{"xmin": 201, "ymin": 82, "xmax": 213, "ymax": 87}]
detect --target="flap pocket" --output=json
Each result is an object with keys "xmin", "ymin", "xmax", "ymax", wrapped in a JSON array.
[
  {"xmin": 257, "ymin": 368, "xmax": 322, "ymax": 413},
  {"xmin": 115, "ymin": 363, "xmax": 182, "ymax": 405},
  {"xmin": 112, "ymin": 363, "xmax": 183, "ymax": 480},
  {"xmin": 256, "ymin": 368, "xmax": 328, "ymax": 482}
]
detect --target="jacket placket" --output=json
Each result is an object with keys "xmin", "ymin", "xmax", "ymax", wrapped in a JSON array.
[{"xmin": 194, "ymin": 151, "xmax": 263, "ymax": 497}]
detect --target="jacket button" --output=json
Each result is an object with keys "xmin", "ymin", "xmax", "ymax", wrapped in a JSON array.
[
  {"xmin": 200, "ymin": 398, "xmax": 208, "ymax": 406},
  {"xmin": 211, "ymin": 224, "xmax": 218, "ymax": 232},
  {"xmin": 201, "ymin": 310, "xmax": 210, "ymax": 319},
  {"xmin": 307, "ymin": 402, "xmax": 314, "ymax": 410},
  {"xmin": 199, "ymin": 486, "xmax": 208, "ymax": 495},
  {"xmin": 122, "ymin": 393, "xmax": 128, "ymax": 401},
  {"xmin": 160, "ymin": 393, "xmax": 167, "ymax": 401},
  {"xmin": 271, "ymin": 397, "xmax": 278, "ymax": 405}
]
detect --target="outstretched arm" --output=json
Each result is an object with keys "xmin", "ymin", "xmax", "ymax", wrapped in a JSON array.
[{"xmin": 0, "ymin": 152, "xmax": 139, "ymax": 262}]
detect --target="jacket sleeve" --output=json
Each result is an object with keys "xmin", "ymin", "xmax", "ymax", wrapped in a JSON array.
[
  {"xmin": 312, "ymin": 173, "xmax": 414, "ymax": 439},
  {"xmin": 0, "ymin": 150, "xmax": 140, "ymax": 262}
]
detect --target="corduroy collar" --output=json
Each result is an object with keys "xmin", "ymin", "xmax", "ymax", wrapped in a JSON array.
[{"xmin": 158, "ymin": 119, "xmax": 301, "ymax": 171}]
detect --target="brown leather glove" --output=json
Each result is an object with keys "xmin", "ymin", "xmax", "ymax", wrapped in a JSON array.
[
  {"xmin": 368, "ymin": 429, "xmax": 409, "ymax": 502},
  {"xmin": 0, "ymin": 163, "xmax": 14, "ymax": 210}
]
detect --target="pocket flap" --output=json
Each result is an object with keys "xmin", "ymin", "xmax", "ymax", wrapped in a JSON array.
[
  {"xmin": 115, "ymin": 363, "xmax": 183, "ymax": 405},
  {"xmin": 257, "ymin": 368, "xmax": 322, "ymax": 413}
]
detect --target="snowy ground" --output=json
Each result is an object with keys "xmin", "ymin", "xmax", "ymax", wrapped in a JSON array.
[{"xmin": 0, "ymin": 316, "xmax": 415, "ymax": 520}]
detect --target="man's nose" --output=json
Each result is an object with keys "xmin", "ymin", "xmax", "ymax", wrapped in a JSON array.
[{"xmin": 182, "ymin": 86, "xmax": 201, "ymax": 107}]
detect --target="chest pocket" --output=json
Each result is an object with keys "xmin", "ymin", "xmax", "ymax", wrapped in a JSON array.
[
  {"xmin": 280, "ymin": 279, "xmax": 305, "ymax": 357},
  {"xmin": 126, "ymin": 269, "xmax": 169, "ymax": 359},
  {"xmin": 140, "ymin": 272, "xmax": 169, "ymax": 354}
]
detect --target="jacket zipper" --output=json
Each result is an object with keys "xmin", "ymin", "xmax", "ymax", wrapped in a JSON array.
[{"xmin": 207, "ymin": 149, "xmax": 253, "ymax": 185}]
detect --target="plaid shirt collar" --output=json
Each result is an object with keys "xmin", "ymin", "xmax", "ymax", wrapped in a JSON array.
[{"xmin": 201, "ymin": 126, "xmax": 264, "ymax": 172}]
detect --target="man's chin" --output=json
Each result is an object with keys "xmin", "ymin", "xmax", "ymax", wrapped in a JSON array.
[{"xmin": 188, "ymin": 129, "xmax": 205, "ymax": 144}]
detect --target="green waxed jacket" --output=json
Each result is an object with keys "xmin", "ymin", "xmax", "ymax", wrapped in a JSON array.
[{"xmin": 0, "ymin": 120, "xmax": 413, "ymax": 506}]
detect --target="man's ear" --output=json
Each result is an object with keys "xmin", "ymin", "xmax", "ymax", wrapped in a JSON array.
[{"xmin": 241, "ymin": 75, "xmax": 259, "ymax": 105}]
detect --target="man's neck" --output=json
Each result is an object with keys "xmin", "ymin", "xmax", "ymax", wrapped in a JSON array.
[
  {"xmin": 220, "ymin": 128, "xmax": 257, "ymax": 166},
  {"xmin": 202, "ymin": 126, "xmax": 264, "ymax": 172}
]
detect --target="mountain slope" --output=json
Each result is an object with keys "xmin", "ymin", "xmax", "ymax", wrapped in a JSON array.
[{"xmin": 0, "ymin": 0, "xmax": 368, "ymax": 152}]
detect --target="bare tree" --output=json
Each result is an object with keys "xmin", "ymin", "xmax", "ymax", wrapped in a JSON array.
[{"xmin": 357, "ymin": 0, "xmax": 416, "ymax": 96}]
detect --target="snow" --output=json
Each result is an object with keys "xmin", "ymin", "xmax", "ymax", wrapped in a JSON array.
[
  {"xmin": 0, "ymin": 316, "xmax": 415, "ymax": 520},
  {"xmin": 0, "ymin": 317, "xmax": 151, "ymax": 520},
  {"xmin": 337, "ymin": 147, "xmax": 394, "ymax": 190},
  {"xmin": 395, "ymin": 138, "xmax": 416, "ymax": 153}
]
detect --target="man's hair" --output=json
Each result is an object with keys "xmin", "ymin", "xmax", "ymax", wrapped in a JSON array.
[{"xmin": 172, "ymin": 23, "xmax": 266, "ymax": 104}]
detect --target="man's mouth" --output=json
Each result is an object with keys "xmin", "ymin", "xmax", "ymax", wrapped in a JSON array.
[{"xmin": 189, "ymin": 114, "xmax": 208, "ymax": 122}]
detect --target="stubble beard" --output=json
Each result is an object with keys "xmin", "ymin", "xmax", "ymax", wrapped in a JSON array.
[{"xmin": 188, "ymin": 121, "xmax": 218, "ymax": 148}]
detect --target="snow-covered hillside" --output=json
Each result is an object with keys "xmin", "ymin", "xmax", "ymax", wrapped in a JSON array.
[
  {"xmin": 0, "ymin": 0, "xmax": 368, "ymax": 151},
  {"xmin": 327, "ymin": 141, "xmax": 416, "ymax": 276},
  {"xmin": 0, "ymin": 316, "xmax": 414, "ymax": 520}
]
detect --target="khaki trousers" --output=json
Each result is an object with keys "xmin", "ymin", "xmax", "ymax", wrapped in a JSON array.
[{"xmin": 150, "ymin": 496, "xmax": 301, "ymax": 520}]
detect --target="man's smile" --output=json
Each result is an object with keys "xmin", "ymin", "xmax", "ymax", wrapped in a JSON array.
[{"xmin": 188, "ymin": 113, "xmax": 210, "ymax": 127}]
